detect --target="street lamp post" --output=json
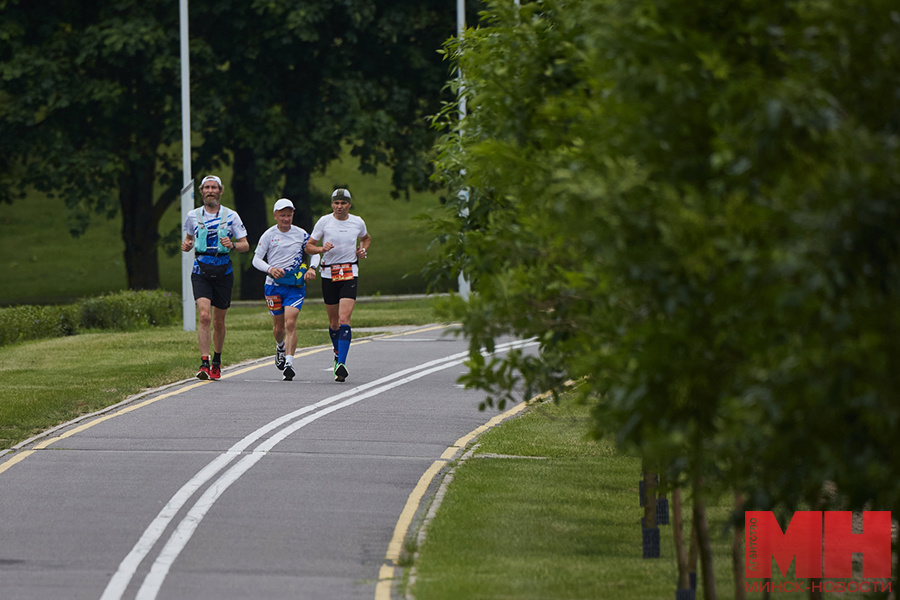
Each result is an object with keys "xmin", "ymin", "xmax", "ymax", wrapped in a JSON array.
[{"xmin": 179, "ymin": 0, "xmax": 195, "ymax": 331}]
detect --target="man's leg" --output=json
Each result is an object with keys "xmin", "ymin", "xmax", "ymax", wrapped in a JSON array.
[
  {"xmin": 338, "ymin": 298, "xmax": 356, "ymax": 327},
  {"xmin": 196, "ymin": 298, "xmax": 213, "ymax": 357},
  {"xmin": 284, "ymin": 306, "xmax": 300, "ymax": 356},
  {"xmin": 272, "ymin": 313, "xmax": 286, "ymax": 346},
  {"xmin": 195, "ymin": 297, "xmax": 213, "ymax": 379},
  {"xmin": 266, "ymin": 310, "xmax": 285, "ymax": 371},
  {"xmin": 280, "ymin": 307, "xmax": 299, "ymax": 381},
  {"xmin": 333, "ymin": 298, "xmax": 356, "ymax": 382},
  {"xmin": 212, "ymin": 307, "xmax": 227, "ymax": 354},
  {"xmin": 326, "ymin": 302, "xmax": 341, "ymax": 364},
  {"xmin": 326, "ymin": 303, "xmax": 341, "ymax": 331}
]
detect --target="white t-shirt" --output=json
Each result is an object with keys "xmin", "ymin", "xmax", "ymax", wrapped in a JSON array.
[
  {"xmin": 254, "ymin": 225, "xmax": 314, "ymax": 285},
  {"xmin": 310, "ymin": 214, "xmax": 368, "ymax": 279}
]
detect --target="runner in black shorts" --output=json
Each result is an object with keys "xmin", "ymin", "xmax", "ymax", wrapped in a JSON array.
[
  {"xmin": 305, "ymin": 188, "xmax": 371, "ymax": 382},
  {"xmin": 181, "ymin": 175, "xmax": 249, "ymax": 381}
]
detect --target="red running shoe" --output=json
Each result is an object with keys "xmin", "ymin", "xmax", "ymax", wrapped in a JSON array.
[
  {"xmin": 197, "ymin": 364, "xmax": 211, "ymax": 380},
  {"xmin": 210, "ymin": 364, "xmax": 221, "ymax": 380}
]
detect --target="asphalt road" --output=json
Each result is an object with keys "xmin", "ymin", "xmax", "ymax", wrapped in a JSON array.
[{"xmin": 0, "ymin": 325, "xmax": 537, "ymax": 600}]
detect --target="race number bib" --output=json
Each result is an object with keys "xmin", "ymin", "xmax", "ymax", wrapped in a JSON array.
[
  {"xmin": 330, "ymin": 263, "xmax": 354, "ymax": 282},
  {"xmin": 265, "ymin": 295, "xmax": 283, "ymax": 311}
]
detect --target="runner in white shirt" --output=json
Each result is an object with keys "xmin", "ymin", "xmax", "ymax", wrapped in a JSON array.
[
  {"xmin": 305, "ymin": 188, "xmax": 371, "ymax": 382},
  {"xmin": 252, "ymin": 198, "xmax": 319, "ymax": 381}
]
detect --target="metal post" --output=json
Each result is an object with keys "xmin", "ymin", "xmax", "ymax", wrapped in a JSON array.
[{"xmin": 180, "ymin": 0, "xmax": 196, "ymax": 331}]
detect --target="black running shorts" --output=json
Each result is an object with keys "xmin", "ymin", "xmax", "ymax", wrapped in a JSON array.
[
  {"xmin": 191, "ymin": 271, "xmax": 234, "ymax": 310},
  {"xmin": 321, "ymin": 277, "xmax": 358, "ymax": 305}
]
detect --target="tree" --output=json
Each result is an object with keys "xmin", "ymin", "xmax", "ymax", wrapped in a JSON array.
[
  {"xmin": 429, "ymin": 0, "xmax": 900, "ymax": 596},
  {"xmin": 186, "ymin": 0, "xmax": 463, "ymax": 299},
  {"xmin": 0, "ymin": 0, "xmax": 461, "ymax": 297},
  {"xmin": 0, "ymin": 0, "xmax": 185, "ymax": 290}
]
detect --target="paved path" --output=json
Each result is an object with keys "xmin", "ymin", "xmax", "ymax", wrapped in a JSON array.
[{"xmin": 0, "ymin": 325, "xmax": 535, "ymax": 600}]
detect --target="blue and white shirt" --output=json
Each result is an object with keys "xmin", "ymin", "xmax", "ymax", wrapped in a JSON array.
[{"xmin": 183, "ymin": 206, "xmax": 247, "ymax": 275}]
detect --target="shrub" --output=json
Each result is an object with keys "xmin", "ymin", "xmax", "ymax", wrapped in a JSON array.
[
  {"xmin": 78, "ymin": 290, "xmax": 179, "ymax": 330},
  {"xmin": 0, "ymin": 304, "xmax": 80, "ymax": 347},
  {"xmin": 0, "ymin": 290, "xmax": 180, "ymax": 347}
]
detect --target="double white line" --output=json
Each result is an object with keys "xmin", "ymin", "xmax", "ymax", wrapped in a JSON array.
[{"xmin": 101, "ymin": 338, "xmax": 537, "ymax": 600}]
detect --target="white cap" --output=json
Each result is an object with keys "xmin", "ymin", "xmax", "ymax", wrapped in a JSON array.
[
  {"xmin": 200, "ymin": 175, "xmax": 222, "ymax": 188},
  {"xmin": 273, "ymin": 198, "xmax": 295, "ymax": 212},
  {"xmin": 331, "ymin": 188, "xmax": 351, "ymax": 200}
]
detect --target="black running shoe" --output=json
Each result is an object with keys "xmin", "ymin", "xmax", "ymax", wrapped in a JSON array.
[
  {"xmin": 334, "ymin": 363, "xmax": 348, "ymax": 382},
  {"xmin": 283, "ymin": 364, "xmax": 295, "ymax": 381},
  {"xmin": 275, "ymin": 347, "xmax": 286, "ymax": 371}
]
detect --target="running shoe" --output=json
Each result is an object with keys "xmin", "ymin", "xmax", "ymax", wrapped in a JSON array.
[
  {"xmin": 197, "ymin": 364, "xmax": 211, "ymax": 380},
  {"xmin": 283, "ymin": 364, "xmax": 295, "ymax": 381},
  {"xmin": 275, "ymin": 347, "xmax": 286, "ymax": 371},
  {"xmin": 333, "ymin": 350, "xmax": 338, "ymax": 371},
  {"xmin": 334, "ymin": 363, "xmax": 348, "ymax": 382},
  {"xmin": 210, "ymin": 364, "xmax": 221, "ymax": 380}
]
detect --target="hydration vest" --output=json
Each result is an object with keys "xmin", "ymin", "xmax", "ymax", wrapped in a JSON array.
[{"xmin": 195, "ymin": 207, "xmax": 230, "ymax": 254}]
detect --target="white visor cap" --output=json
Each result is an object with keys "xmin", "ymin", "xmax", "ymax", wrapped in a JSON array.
[
  {"xmin": 273, "ymin": 198, "xmax": 295, "ymax": 212},
  {"xmin": 200, "ymin": 175, "xmax": 222, "ymax": 188},
  {"xmin": 331, "ymin": 188, "xmax": 351, "ymax": 200}
]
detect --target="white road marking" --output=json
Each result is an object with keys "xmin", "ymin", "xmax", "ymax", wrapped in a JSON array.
[{"xmin": 101, "ymin": 338, "xmax": 537, "ymax": 600}]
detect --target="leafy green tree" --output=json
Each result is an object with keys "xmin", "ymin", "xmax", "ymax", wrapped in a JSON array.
[
  {"xmin": 185, "ymin": 0, "xmax": 462, "ymax": 298},
  {"xmin": 0, "ymin": 0, "xmax": 185, "ymax": 290},
  {"xmin": 1, "ymin": 0, "xmax": 460, "ymax": 297},
  {"xmin": 430, "ymin": 0, "xmax": 900, "ymax": 596}
]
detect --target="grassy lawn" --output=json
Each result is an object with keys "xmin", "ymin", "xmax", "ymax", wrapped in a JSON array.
[
  {"xmin": 0, "ymin": 152, "xmax": 446, "ymax": 306},
  {"xmin": 407, "ymin": 399, "xmax": 883, "ymax": 600},
  {"xmin": 0, "ymin": 298, "xmax": 439, "ymax": 451}
]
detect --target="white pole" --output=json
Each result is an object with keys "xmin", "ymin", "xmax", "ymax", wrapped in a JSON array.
[
  {"xmin": 179, "ymin": 0, "xmax": 196, "ymax": 331},
  {"xmin": 456, "ymin": 0, "xmax": 471, "ymax": 301}
]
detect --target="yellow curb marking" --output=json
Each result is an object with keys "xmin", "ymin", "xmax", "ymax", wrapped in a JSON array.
[{"xmin": 374, "ymin": 399, "xmax": 530, "ymax": 600}]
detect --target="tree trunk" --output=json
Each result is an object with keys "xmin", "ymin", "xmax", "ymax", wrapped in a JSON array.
[
  {"xmin": 643, "ymin": 469, "xmax": 658, "ymax": 528},
  {"xmin": 689, "ymin": 515, "xmax": 699, "ymax": 592},
  {"xmin": 732, "ymin": 492, "xmax": 745, "ymax": 600},
  {"xmin": 283, "ymin": 162, "xmax": 315, "ymax": 232},
  {"xmin": 230, "ymin": 147, "xmax": 268, "ymax": 300},
  {"xmin": 120, "ymin": 155, "xmax": 161, "ymax": 290},
  {"xmin": 693, "ymin": 475, "xmax": 717, "ymax": 600},
  {"xmin": 673, "ymin": 486, "xmax": 691, "ymax": 590}
]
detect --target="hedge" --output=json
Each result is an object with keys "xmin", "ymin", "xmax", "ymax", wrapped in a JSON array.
[{"xmin": 0, "ymin": 290, "xmax": 179, "ymax": 347}]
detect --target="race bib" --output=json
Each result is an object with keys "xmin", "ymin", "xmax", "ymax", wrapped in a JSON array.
[
  {"xmin": 265, "ymin": 295, "xmax": 283, "ymax": 311},
  {"xmin": 330, "ymin": 263, "xmax": 354, "ymax": 281}
]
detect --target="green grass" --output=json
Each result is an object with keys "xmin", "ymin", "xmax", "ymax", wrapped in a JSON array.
[
  {"xmin": 0, "ymin": 298, "xmax": 439, "ymax": 451},
  {"xmin": 407, "ymin": 400, "xmax": 883, "ymax": 600},
  {"xmin": 0, "ymin": 152, "xmax": 446, "ymax": 306}
]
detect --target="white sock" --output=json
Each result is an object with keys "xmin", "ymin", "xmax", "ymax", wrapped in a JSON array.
[{"xmin": 285, "ymin": 355, "xmax": 293, "ymax": 366}]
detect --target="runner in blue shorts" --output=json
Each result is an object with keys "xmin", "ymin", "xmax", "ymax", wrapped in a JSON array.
[{"xmin": 252, "ymin": 198, "xmax": 319, "ymax": 381}]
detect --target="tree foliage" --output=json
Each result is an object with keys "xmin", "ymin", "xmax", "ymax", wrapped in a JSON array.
[
  {"xmin": 190, "ymin": 0, "xmax": 462, "ymax": 298},
  {"xmin": 430, "ymin": 0, "xmax": 900, "ymax": 559},
  {"xmin": 0, "ymin": 0, "xmax": 460, "ymax": 294},
  {"xmin": 0, "ymin": 0, "xmax": 184, "ymax": 289}
]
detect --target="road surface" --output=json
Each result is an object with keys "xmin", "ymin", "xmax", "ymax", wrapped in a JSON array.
[{"xmin": 0, "ymin": 325, "xmax": 536, "ymax": 600}]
